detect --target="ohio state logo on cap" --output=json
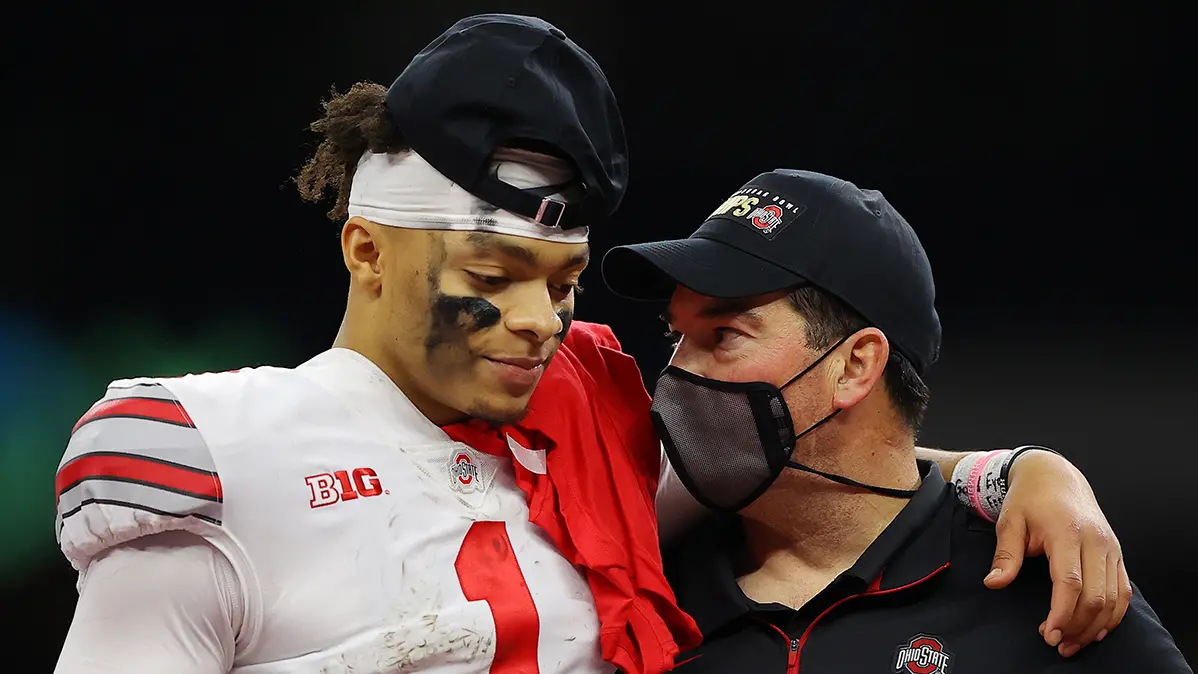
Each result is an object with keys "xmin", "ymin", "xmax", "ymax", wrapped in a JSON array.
[
  {"xmin": 893, "ymin": 634, "xmax": 953, "ymax": 674},
  {"xmin": 749, "ymin": 204, "xmax": 784, "ymax": 231},
  {"xmin": 705, "ymin": 185, "xmax": 806, "ymax": 241}
]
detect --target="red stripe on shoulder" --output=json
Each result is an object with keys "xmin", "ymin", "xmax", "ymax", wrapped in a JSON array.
[
  {"xmin": 72, "ymin": 397, "xmax": 195, "ymax": 434},
  {"xmin": 56, "ymin": 453, "xmax": 222, "ymax": 501}
]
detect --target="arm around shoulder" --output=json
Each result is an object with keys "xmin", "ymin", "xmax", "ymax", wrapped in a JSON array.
[
  {"xmin": 1044, "ymin": 586, "xmax": 1193, "ymax": 673},
  {"xmin": 56, "ymin": 530, "xmax": 241, "ymax": 674}
]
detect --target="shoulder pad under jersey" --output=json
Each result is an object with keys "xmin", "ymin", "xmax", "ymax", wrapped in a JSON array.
[{"xmin": 55, "ymin": 380, "xmax": 223, "ymax": 571}]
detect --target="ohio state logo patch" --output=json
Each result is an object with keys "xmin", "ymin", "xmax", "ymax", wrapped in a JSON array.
[
  {"xmin": 748, "ymin": 204, "xmax": 784, "ymax": 232},
  {"xmin": 893, "ymin": 634, "xmax": 953, "ymax": 674},
  {"xmin": 448, "ymin": 451, "xmax": 482, "ymax": 493},
  {"xmin": 704, "ymin": 185, "xmax": 807, "ymax": 240}
]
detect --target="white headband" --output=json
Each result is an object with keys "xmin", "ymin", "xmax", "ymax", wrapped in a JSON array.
[{"xmin": 346, "ymin": 148, "xmax": 587, "ymax": 243}]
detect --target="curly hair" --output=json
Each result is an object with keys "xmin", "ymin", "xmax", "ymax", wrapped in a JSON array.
[{"xmin": 295, "ymin": 82, "xmax": 410, "ymax": 222}]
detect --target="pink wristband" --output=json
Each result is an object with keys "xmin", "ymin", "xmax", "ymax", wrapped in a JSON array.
[{"xmin": 968, "ymin": 450, "xmax": 1007, "ymax": 522}]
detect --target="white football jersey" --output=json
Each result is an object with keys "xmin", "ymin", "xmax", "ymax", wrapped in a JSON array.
[{"xmin": 56, "ymin": 348, "xmax": 610, "ymax": 673}]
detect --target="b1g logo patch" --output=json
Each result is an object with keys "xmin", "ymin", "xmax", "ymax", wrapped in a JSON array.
[
  {"xmin": 304, "ymin": 468, "xmax": 385, "ymax": 509},
  {"xmin": 893, "ymin": 634, "xmax": 953, "ymax": 674},
  {"xmin": 706, "ymin": 186, "xmax": 807, "ymax": 240}
]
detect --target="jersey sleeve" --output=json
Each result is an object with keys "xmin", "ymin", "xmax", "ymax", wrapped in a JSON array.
[
  {"xmin": 56, "ymin": 530, "xmax": 240, "ymax": 674},
  {"xmin": 55, "ymin": 380, "xmax": 225, "ymax": 573}
]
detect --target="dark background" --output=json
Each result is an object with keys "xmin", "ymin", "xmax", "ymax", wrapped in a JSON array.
[{"xmin": 3, "ymin": 2, "xmax": 1192, "ymax": 670}]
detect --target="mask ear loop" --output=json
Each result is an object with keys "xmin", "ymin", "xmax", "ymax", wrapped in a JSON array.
[
  {"xmin": 778, "ymin": 333, "xmax": 853, "ymax": 391},
  {"xmin": 786, "ymin": 456, "xmax": 919, "ymax": 498},
  {"xmin": 779, "ymin": 331, "xmax": 919, "ymax": 499}
]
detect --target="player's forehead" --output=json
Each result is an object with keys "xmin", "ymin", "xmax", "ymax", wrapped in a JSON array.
[{"xmin": 446, "ymin": 231, "xmax": 590, "ymax": 271}]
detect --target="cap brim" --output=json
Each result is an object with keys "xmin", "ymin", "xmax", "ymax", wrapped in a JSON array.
[{"xmin": 602, "ymin": 237, "xmax": 808, "ymax": 301}]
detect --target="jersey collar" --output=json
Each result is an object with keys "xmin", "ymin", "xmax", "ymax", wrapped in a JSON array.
[{"xmin": 301, "ymin": 348, "xmax": 452, "ymax": 444}]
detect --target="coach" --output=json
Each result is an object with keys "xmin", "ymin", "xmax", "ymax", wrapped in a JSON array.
[{"xmin": 602, "ymin": 169, "xmax": 1190, "ymax": 672}]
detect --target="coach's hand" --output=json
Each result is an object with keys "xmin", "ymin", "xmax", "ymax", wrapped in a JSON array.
[{"xmin": 983, "ymin": 449, "xmax": 1131, "ymax": 658}]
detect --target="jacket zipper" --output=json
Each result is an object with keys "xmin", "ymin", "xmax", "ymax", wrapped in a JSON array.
[
  {"xmin": 760, "ymin": 624, "xmax": 801, "ymax": 674},
  {"xmin": 768, "ymin": 563, "xmax": 950, "ymax": 673}
]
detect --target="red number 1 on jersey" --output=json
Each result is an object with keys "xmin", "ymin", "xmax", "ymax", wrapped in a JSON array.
[{"xmin": 455, "ymin": 521, "xmax": 541, "ymax": 673}]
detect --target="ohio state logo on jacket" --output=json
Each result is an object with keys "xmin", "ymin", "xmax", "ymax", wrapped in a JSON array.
[{"xmin": 893, "ymin": 634, "xmax": 953, "ymax": 674}]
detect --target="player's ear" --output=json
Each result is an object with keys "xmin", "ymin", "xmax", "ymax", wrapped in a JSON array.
[
  {"xmin": 832, "ymin": 327, "xmax": 889, "ymax": 410},
  {"xmin": 342, "ymin": 217, "xmax": 383, "ymax": 292}
]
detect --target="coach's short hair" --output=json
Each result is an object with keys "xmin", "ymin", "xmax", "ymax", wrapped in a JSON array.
[{"xmin": 787, "ymin": 285, "xmax": 930, "ymax": 433}]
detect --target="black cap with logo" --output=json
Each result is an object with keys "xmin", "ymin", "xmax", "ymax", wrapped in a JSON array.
[
  {"xmin": 602, "ymin": 169, "xmax": 942, "ymax": 373},
  {"xmin": 386, "ymin": 14, "xmax": 627, "ymax": 231}
]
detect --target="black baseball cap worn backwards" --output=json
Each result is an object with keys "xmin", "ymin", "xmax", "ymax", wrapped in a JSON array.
[
  {"xmin": 602, "ymin": 169, "xmax": 942, "ymax": 373},
  {"xmin": 386, "ymin": 14, "xmax": 627, "ymax": 231}
]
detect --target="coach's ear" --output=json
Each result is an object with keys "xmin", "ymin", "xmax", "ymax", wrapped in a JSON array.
[
  {"xmin": 342, "ymin": 217, "xmax": 383, "ymax": 293},
  {"xmin": 831, "ymin": 328, "xmax": 889, "ymax": 411}
]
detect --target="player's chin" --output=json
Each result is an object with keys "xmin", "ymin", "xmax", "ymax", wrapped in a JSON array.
[
  {"xmin": 458, "ymin": 365, "xmax": 536, "ymax": 421},
  {"xmin": 465, "ymin": 394, "xmax": 532, "ymax": 426}
]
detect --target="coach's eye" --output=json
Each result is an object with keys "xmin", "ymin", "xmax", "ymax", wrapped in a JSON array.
[{"xmin": 713, "ymin": 327, "xmax": 741, "ymax": 346}]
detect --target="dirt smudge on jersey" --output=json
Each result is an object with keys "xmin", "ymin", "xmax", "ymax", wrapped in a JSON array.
[{"xmin": 383, "ymin": 613, "xmax": 493, "ymax": 671}]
